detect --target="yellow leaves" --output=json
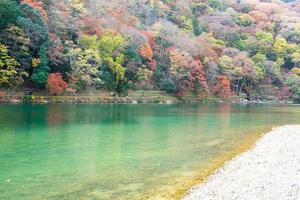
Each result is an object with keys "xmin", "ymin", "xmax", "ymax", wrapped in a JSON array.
[
  {"xmin": 137, "ymin": 68, "xmax": 152, "ymax": 81},
  {"xmin": 98, "ymin": 31, "xmax": 125, "ymax": 57},
  {"xmin": 273, "ymin": 37, "xmax": 287, "ymax": 57},
  {"xmin": 106, "ymin": 54, "xmax": 125, "ymax": 82},
  {"xmin": 169, "ymin": 48, "xmax": 189, "ymax": 74},
  {"xmin": 291, "ymin": 68, "xmax": 300, "ymax": 76},
  {"xmin": 78, "ymin": 34, "xmax": 98, "ymax": 50},
  {"xmin": 205, "ymin": 33, "xmax": 225, "ymax": 48},
  {"xmin": 218, "ymin": 55, "xmax": 233, "ymax": 70},
  {"xmin": 98, "ymin": 31, "xmax": 125, "ymax": 82},
  {"xmin": 276, "ymin": 57, "xmax": 284, "ymax": 69},
  {"xmin": 32, "ymin": 58, "xmax": 41, "ymax": 68},
  {"xmin": 76, "ymin": 31, "xmax": 126, "ymax": 83},
  {"xmin": 0, "ymin": 44, "xmax": 20, "ymax": 86},
  {"xmin": 237, "ymin": 14, "xmax": 254, "ymax": 26}
]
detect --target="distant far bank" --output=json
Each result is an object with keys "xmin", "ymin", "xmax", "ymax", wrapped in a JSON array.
[{"xmin": 0, "ymin": 89, "xmax": 296, "ymax": 104}]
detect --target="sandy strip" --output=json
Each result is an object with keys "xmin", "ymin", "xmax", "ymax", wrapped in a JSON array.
[{"xmin": 182, "ymin": 125, "xmax": 300, "ymax": 200}]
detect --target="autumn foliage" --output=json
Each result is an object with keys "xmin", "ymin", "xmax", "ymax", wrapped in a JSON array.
[
  {"xmin": 139, "ymin": 44, "xmax": 153, "ymax": 60},
  {"xmin": 214, "ymin": 75, "xmax": 231, "ymax": 98},
  {"xmin": 1, "ymin": 0, "xmax": 300, "ymax": 101},
  {"xmin": 191, "ymin": 59, "xmax": 210, "ymax": 94},
  {"xmin": 47, "ymin": 73, "xmax": 68, "ymax": 95},
  {"xmin": 277, "ymin": 86, "xmax": 292, "ymax": 100},
  {"xmin": 21, "ymin": 0, "xmax": 48, "ymax": 20}
]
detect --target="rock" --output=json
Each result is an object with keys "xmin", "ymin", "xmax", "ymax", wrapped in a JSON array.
[
  {"xmin": 165, "ymin": 100, "xmax": 172, "ymax": 104},
  {"xmin": 131, "ymin": 100, "xmax": 138, "ymax": 104}
]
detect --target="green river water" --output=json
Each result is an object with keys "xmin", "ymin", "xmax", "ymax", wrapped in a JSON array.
[{"xmin": 0, "ymin": 104, "xmax": 300, "ymax": 200}]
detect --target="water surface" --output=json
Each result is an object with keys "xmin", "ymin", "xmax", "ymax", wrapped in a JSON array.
[{"xmin": 0, "ymin": 104, "xmax": 300, "ymax": 199}]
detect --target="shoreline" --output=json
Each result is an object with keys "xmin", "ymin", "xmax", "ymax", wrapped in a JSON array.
[
  {"xmin": 0, "ymin": 94, "xmax": 295, "ymax": 104},
  {"xmin": 144, "ymin": 127, "xmax": 271, "ymax": 200},
  {"xmin": 182, "ymin": 125, "xmax": 300, "ymax": 200}
]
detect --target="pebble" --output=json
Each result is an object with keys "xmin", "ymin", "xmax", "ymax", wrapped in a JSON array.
[{"xmin": 183, "ymin": 125, "xmax": 300, "ymax": 200}]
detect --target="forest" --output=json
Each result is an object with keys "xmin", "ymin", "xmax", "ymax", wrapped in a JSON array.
[{"xmin": 0, "ymin": 0, "xmax": 300, "ymax": 101}]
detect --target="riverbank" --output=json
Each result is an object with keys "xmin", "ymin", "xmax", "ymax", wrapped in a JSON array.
[
  {"xmin": 0, "ymin": 90, "xmax": 295, "ymax": 104},
  {"xmin": 182, "ymin": 125, "xmax": 300, "ymax": 200}
]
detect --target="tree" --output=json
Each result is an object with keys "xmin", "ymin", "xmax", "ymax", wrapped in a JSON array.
[
  {"xmin": 192, "ymin": 15, "xmax": 201, "ymax": 36},
  {"xmin": 169, "ymin": 48, "xmax": 194, "ymax": 96},
  {"xmin": 273, "ymin": 37, "xmax": 287, "ymax": 57},
  {"xmin": 66, "ymin": 41, "xmax": 102, "ymax": 91},
  {"xmin": 236, "ymin": 14, "xmax": 254, "ymax": 27},
  {"xmin": 31, "ymin": 42, "xmax": 50, "ymax": 87},
  {"xmin": 292, "ymin": 49, "xmax": 300, "ymax": 67},
  {"xmin": 47, "ymin": 73, "xmax": 68, "ymax": 95},
  {"xmin": 251, "ymin": 53, "xmax": 267, "ymax": 80},
  {"xmin": 77, "ymin": 32, "xmax": 127, "ymax": 90},
  {"xmin": 0, "ymin": 25, "xmax": 32, "ymax": 72},
  {"xmin": 0, "ymin": 44, "xmax": 19, "ymax": 86},
  {"xmin": 214, "ymin": 75, "xmax": 231, "ymax": 98},
  {"xmin": 99, "ymin": 32, "xmax": 126, "ymax": 83},
  {"xmin": 0, "ymin": 0, "xmax": 22, "ymax": 30},
  {"xmin": 208, "ymin": 0, "xmax": 223, "ymax": 10},
  {"xmin": 191, "ymin": 59, "xmax": 210, "ymax": 94},
  {"xmin": 21, "ymin": 0, "xmax": 48, "ymax": 20},
  {"xmin": 17, "ymin": 3, "xmax": 48, "ymax": 48},
  {"xmin": 139, "ymin": 44, "xmax": 153, "ymax": 60}
]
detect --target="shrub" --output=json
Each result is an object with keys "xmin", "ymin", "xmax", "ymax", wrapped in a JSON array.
[{"xmin": 47, "ymin": 73, "xmax": 68, "ymax": 95}]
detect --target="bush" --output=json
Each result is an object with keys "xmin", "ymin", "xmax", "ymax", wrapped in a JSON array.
[{"xmin": 47, "ymin": 73, "xmax": 68, "ymax": 95}]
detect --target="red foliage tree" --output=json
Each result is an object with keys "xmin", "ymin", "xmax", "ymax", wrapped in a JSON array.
[
  {"xmin": 277, "ymin": 85, "xmax": 292, "ymax": 100},
  {"xmin": 190, "ymin": 59, "xmax": 210, "ymax": 94},
  {"xmin": 47, "ymin": 73, "xmax": 68, "ymax": 95},
  {"xmin": 214, "ymin": 75, "xmax": 231, "ymax": 98}
]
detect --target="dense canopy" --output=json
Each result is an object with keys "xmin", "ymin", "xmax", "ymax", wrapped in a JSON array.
[{"xmin": 0, "ymin": 0, "xmax": 300, "ymax": 100}]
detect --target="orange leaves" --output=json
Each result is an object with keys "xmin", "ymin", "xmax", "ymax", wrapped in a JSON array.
[
  {"xmin": 169, "ymin": 48, "xmax": 189, "ymax": 72},
  {"xmin": 191, "ymin": 59, "xmax": 210, "ymax": 94},
  {"xmin": 21, "ymin": 0, "xmax": 48, "ymax": 20},
  {"xmin": 47, "ymin": 73, "xmax": 68, "ymax": 95},
  {"xmin": 214, "ymin": 75, "xmax": 231, "ymax": 98},
  {"xmin": 169, "ymin": 48, "xmax": 210, "ymax": 96},
  {"xmin": 139, "ymin": 44, "xmax": 153, "ymax": 60}
]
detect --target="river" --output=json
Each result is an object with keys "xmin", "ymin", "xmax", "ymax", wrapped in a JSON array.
[{"xmin": 0, "ymin": 104, "xmax": 299, "ymax": 199}]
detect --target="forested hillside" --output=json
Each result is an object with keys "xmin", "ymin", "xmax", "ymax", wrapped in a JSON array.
[{"xmin": 0, "ymin": 0, "xmax": 300, "ymax": 101}]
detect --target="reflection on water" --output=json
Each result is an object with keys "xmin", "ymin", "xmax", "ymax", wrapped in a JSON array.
[{"xmin": 0, "ymin": 104, "xmax": 300, "ymax": 199}]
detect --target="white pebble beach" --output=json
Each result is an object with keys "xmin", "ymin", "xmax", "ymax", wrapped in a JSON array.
[{"xmin": 183, "ymin": 125, "xmax": 300, "ymax": 200}]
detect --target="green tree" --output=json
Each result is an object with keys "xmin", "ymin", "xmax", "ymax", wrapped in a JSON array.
[
  {"xmin": 236, "ymin": 14, "xmax": 254, "ymax": 27},
  {"xmin": 192, "ymin": 15, "xmax": 201, "ymax": 36},
  {"xmin": 31, "ymin": 42, "xmax": 50, "ymax": 87},
  {"xmin": 66, "ymin": 41, "xmax": 102, "ymax": 91},
  {"xmin": 0, "ymin": 0, "xmax": 22, "ymax": 30},
  {"xmin": 0, "ymin": 26, "xmax": 32, "ymax": 71},
  {"xmin": 17, "ymin": 4, "xmax": 48, "ymax": 48},
  {"xmin": 252, "ymin": 53, "xmax": 267, "ymax": 80},
  {"xmin": 208, "ymin": 0, "xmax": 223, "ymax": 10}
]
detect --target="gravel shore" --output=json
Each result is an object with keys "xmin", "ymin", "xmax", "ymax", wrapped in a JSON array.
[{"xmin": 183, "ymin": 125, "xmax": 300, "ymax": 200}]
